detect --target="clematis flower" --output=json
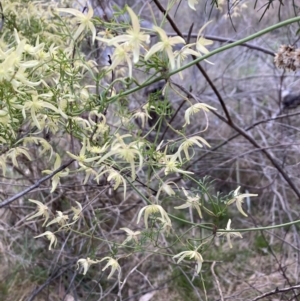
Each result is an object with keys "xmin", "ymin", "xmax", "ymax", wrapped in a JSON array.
[
  {"xmin": 174, "ymin": 44, "xmax": 200, "ymax": 78},
  {"xmin": 217, "ymin": 219, "xmax": 243, "ymax": 248},
  {"xmin": 42, "ymin": 153, "xmax": 69, "ymax": 193},
  {"xmin": 137, "ymin": 204, "xmax": 171, "ymax": 229},
  {"xmin": 0, "ymin": 154, "xmax": 6, "ymax": 176},
  {"xmin": 187, "ymin": 0, "xmax": 199, "ymax": 10},
  {"xmin": 77, "ymin": 257, "xmax": 98, "ymax": 275},
  {"xmin": 184, "ymin": 103, "xmax": 216, "ymax": 127},
  {"xmin": 97, "ymin": 134, "xmax": 143, "ymax": 180},
  {"xmin": 22, "ymin": 136, "xmax": 53, "ymax": 160},
  {"xmin": 72, "ymin": 201, "xmax": 83, "ymax": 221},
  {"xmin": 173, "ymin": 249, "xmax": 203, "ymax": 274},
  {"xmin": 177, "ymin": 136, "xmax": 211, "ymax": 162},
  {"xmin": 22, "ymin": 93, "xmax": 60, "ymax": 130},
  {"xmin": 162, "ymin": 153, "xmax": 194, "ymax": 175},
  {"xmin": 67, "ymin": 139, "xmax": 102, "ymax": 167},
  {"xmin": 226, "ymin": 187, "xmax": 258, "ymax": 217},
  {"xmin": 156, "ymin": 181, "xmax": 178, "ymax": 198},
  {"xmin": 120, "ymin": 227, "xmax": 141, "ymax": 244},
  {"xmin": 7, "ymin": 147, "xmax": 31, "ymax": 168},
  {"xmin": 196, "ymin": 21, "xmax": 213, "ymax": 55},
  {"xmin": 95, "ymin": 167, "xmax": 127, "ymax": 200},
  {"xmin": 99, "ymin": 7, "xmax": 150, "ymax": 63},
  {"xmin": 107, "ymin": 42, "xmax": 133, "ymax": 77},
  {"xmin": 145, "ymin": 26, "xmax": 185, "ymax": 70},
  {"xmin": 57, "ymin": 6, "xmax": 96, "ymax": 43},
  {"xmin": 27, "ymin": 199, "xmax": 49, "ymax": 226},
  {"xmin": 34, "ymin": 231, "xmax": 57, "ymax": 250},
  {"xmin": 46, "ymin": 211, "xmax": 68, "ymax": 227},
  {"xmin": 131, "ymin": 103, "xmax": 154, "ymax": 128},
  {"xmin": 174, "ymin": 187, "xmax": 203, "ymax": 218},
  {"xmin": 99, "ymin": 257, "xmax": 121, "ymax": 279},
  {"xmin": 157, "ymin": 217, "xmax": 172, "ymax": 235}
]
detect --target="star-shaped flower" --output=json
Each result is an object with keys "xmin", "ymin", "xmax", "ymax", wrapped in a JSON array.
[
  {"xmin": 173, "ymin": 249, "xmax": 203, "ymax": 274},
  {"xmin": 145, "ymin": 26, "xmax": 185, "ymax": 70},
  {"xmin": 187, "ymin": 0, "xmax": 199, "ymax": 10},
  {"xmin": 120, "ymin": 227, "xmax": 141, "ymax": 244},
  {"xmin": 99, "ymin": 7, "xmax": 150, "ymax": 63},
  {"xmin": 46, "ymin": 211, "xmax": 69, "ymax": 227},
  {"xmin": 99, "ymin": 257, "xmax": 121, "ymax": 279},
  {"xmin": 27, "ymin": 199, "xmax": 49, "ymax": 226},
  {"xmin": 196, "ymin": 21, "xmax": 213, "ymax": 55},
  {"xmin": 57, "ymin": 6, "xmax": 96, "ymax": 43},
  {"xmin": 226, "ymin": 187, "xmax": 257, "ymax": 217},
  {"xmin": 34, "ymin": 231, "xmax": 57, "ymax": 250},
  {"xmin": 77, "ymin": 257, "xmax": 98, "ymax": 275},
  {"xmin": 174, "ymin": 188, "xmax": 202, "ymax": 218},
  {"xmin": 42, "ymin": 153, "xmax": 69, "ymax": 193},
  {"xmin": 137, "ymin": 204, "xmax": 171, "ymax": 229},
  {"xmin": 217, "ymin": 219, "xmax": 243, "ymax": 248}
]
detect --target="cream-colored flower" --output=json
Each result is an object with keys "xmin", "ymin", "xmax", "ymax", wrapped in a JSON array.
[
  {"xmin": 0, "ymin": 155, "xmax": 6, "ymax": 176},
  {"xmin": 88, "ymin": 111, "xmax": 109, "ymax": 136},
  {"xmin": 145, "ymin": 26, "xmax": 185, "ymax": 70},
  {"xmin": 72, "ymin": 201, "xmax": 83, "ymax": 221},
  {"xmin": 95, "ymin": 167, "xmax": 127, "ymax": 200},
  {"xmin": 27, "ymin": 199, "xmax": 49, "ymax": 226},
  {"xmin": 157, "ymin": 217, "xmax": 172, "ymax": 235},
  {"xmin": 184, "ymin": 103, "xmax": 216, "ymax": 127},
  {"xmin": 22, "ymin": 93, "xmax": 60, "ymax": 130},
  {"xmin": 196, "ymin": 21, "xmax": 213, "ymax": 55},
  {"xmin": 67, "ymin": 139, "xmax": 102, "ymax": 167},
  {"xmin": 78, "ymin": 166, "xmax": 97, "ymax": 185},
  {"xmin": 100, "ymin": 7, "xmax": 150, "ymax": 63},
  {"xmin": 137, "ymin": 204, "xmax": 171, "ymax": 229},
  {"xmin": 173, "ymin": 249, "xmax": 203, "ymax": 274},
  {"xmin": 162, "ymin": 153, "xmax": 194, "ymax": 175},
  {"xmin": 42, "ymin": 153, "xmax": 69, "ymax": 193},
  {"xmin": 107, "ymin": 42, "xmax": 133, "ymax": 77},
  {"xmin": 131, "ymin": 104, "xmax": 154, "ymax": 128},
  {"xmin": 97, "ymin": 134, "xmax": 143, "ymax": 180},
  {"xmin": 120, "ymin": 227, "xmax": 141, "ymax": 244},
  {"xmin": 7, "ymin": 147, "xmax": 31, "ymax": 168},
  {"xmin": 174, "ymin": 187, "xmax": 203, "ymax": 219},
  {"xmin": 174, "ymin": 44, "xmax": 200, "ymax": 78},
  {"xmin": 46, "ymin": 211, "xmax": 69, "ymax": 227},
  {"xmin": 217, "ymin": 219, "xmax": 243, "ymax": 248},
  {"xmin": 226, "ymin": 187, "xmax": 257, "ymax": 217},
  {"xmin": 57, "ymin": 6, "xmax": 96, "ymax": 43},
  {"xmin": 22, "ymin": 136, "xmax": 53, "ymax": 160},
  {"xmin": 99, "ymin": 257, "xmax": 121, "ymax": 279},
  {"xmin": 156, "ymin": 181, "xmax": 178, "ymax": 198},
  {"xmin": 177, "ymin": 136, "xmax": 210, "ymax": 162},
  {"xmin": 77, "ymin": 257, "xmax": 98, "ymax": 275},
  {"xmin": 187, "ymin": 0, "xmax": 199, "ymax": 10},
  {"xmin": 34, "ymin": 231, "xmax": 57, "ymax": 250}
]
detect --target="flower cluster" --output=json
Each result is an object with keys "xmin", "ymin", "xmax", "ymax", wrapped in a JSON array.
[
  {"xmin": 2, "ymin": 0, "xmax": 261, "ymax": 290},
  {"xmin": 77, "ymin": 257, "xmax": 121, "ymax": 278}
]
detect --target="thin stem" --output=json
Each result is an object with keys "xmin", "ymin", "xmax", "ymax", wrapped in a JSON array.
[
  {"xmin": 108, "ymin": 16, "xmax": 300, "ymax": 102},
  {"xmin": 0, "ymin": 159, "xmax": 75, "ymax": 208}
]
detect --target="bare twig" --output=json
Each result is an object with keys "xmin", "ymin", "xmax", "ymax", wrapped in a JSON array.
[
  {"xmin": 211, "ymin": 262, "xmax": 224, "ymax": 301},
  {"xmin": 161, "ymin": 32, "xmax": 275, "ymax": 56},
  {"xmin": 173, "ymin": 83, "xmax": 300, "ymax": 200},
  {"xmin": 0, "ymin": 159, "xmax": 75, "ymax": 208},
  {"xmin": 251, "ymin": 285, "xmax": 300, "ymax": 301},
  {"xmin": 152, "ymin": 0, "xmax": 233, "ymax": 124}
]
